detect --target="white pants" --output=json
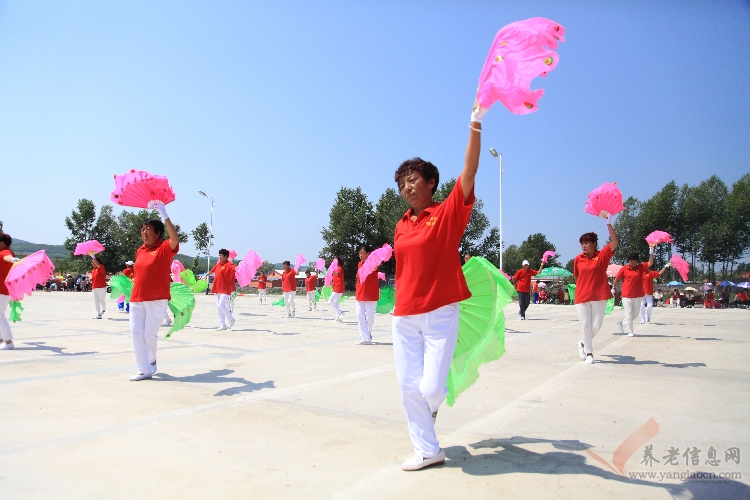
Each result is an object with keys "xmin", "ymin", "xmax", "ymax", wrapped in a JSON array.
[
  {"xmin": 622, "ymin": 297, "xmax": 641, "ymax": 334},
  {"xmin": 392, "ymin": 302, "xmax": 460, "ymax": 458},
  {"xmin": 329, "ymin": 292, "xmax": 343, "ymax": 317},
  {"xmin": 356, "ymin": 300, "xmax": 376, "ymax": 342},
  {"xmin": 640, "ymin": 295, "xmax": 653, "ymax": 322},
  {"xmin": 307, "ymin": 291, "xmax": 317, "ymax": 309},
  {"xmin": 576, "ymin": 300, "xmax": 607, "ymax": 354},
  {"xmin": 259, "ymin": 289, "xmax": 267, "ymax": 303},
  {"xmin": 216, "ymin": 293, "xmax": 234, "ymax": 326},
  {"xmin": 130, "ymin": 300, "xmax": 168, "ymax": 375},
  {"xmin": 93, "ymin": 287, "xmax": 106, "ymax": 315},
  {"xmin": 671, "ymin": 297, "xmax": 680, "ymax": 307},
  {"xmin": 164, "ymin": 312, "xmax": 172, "ymax": 324},
  {"xmin": 0, "ymin": 295, "xmax": 12, "ymax": 342},
  {"xmin": 283, "ymin": 291, "xmax": 296, "ymax": 315}
]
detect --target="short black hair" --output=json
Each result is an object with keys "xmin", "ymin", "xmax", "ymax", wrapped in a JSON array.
[
  {"xmin": 219, "ymin": 249, "xmax": 229, "ymax": 258},
  {"xmin": 359, "ymin": 243, "xmax": 374, "ymax": 253},
  {"xmin": 142, "ymin": 219, "xmax": 164, "ymax": 238},
  {"xmin": 579, "ymin": 232, "xmax": 598, "ymax": 246},
  {"xmin": 394, "ymin": 157, "xmax": 439, "ymax": 195},
  {"xmin": 305, "ymin": 269, "xmax": 311, "ymax": 274},
  {"xmin": 627, "ymin": 252, "xmax": 640, "ymax": 262},
  {"xmin": 0, "ymin": 233, "xmax": 11, "ymax": 247},
  {"xmin": 283, "ymin": 260, "xmax": 291, "ymax": 266}
]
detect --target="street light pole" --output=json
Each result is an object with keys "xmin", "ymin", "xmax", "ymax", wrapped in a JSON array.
[
  {"xmin": 489, "ymin": 148, "xmax": 503, "ymax": 271},
  {"xmin": 198, "ymin": 191, "xmax": 215, "ymax": 275}
]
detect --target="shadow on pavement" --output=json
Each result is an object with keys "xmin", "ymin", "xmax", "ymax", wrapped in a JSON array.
[
  {"xmin": 598, "ymin": 355, "xmax": 705, "ymax": 369},
  {"xmin": 444, "ymin": 437, "xmax": 749, "ymax": 500},
  {"xmin": 19, "ymin": 342, "xmax": 98, "ymax": 356},
  {"xmin": 154, "ymin": 369, "xmax": 275, "ymax": 396}
]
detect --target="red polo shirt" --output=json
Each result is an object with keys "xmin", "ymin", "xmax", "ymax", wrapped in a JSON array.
[
  {"xmin": 616, "ymin": 262, "xmax": 649, "ymax": 298},
  {"xmin": 210, "ymin": 261, "xmax": 237, "ymax": 295},
  {"xmin": 642, "ymin": 270, "xmax": 660, "ymax": 295},
  {"xmin": 91, "ymin": 264, "xmax": 107, "ymax": 289},
  {"xmin": 282, "ymin": 269, "xmax": 297, "ymax": 292},
  {"xmin": 257, "ymin": 275, "xmax": 267, "ymax": 290},
  {"xmin": 393, "ymin": 175, "xmax": 474, "ymax": 316},
  {"xmin": 131, "ymin": 240, "xmax": 179, "ymax": 302},
  {"xmin": 513, "ymin": 268, "xmax": 539, "ymax": 293},
  {"xmin": 573, "ymin": 244, "xmax": 614, "ymax": 304},
  {"xmin": 356, "ymin": 262, "xmax": 380, "ymax": 301},
  {"xmin": 123, "ymin": 267, "xmax": 134, "ymax": 278},
  {"xmin": 332, "ymin": 268, "xmax": 345, "ymax": 294},
  {"xmin": 0, "ymin": 249, "xmax": 15, "ymax": 296},
  {"xmin": 305, "ymin": 275, "xmax": 317, "ymax": 292}
]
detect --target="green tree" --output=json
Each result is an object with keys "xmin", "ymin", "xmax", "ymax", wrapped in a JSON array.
[
  {"xmin": 518, "ymin": 233, "xmax": 561, "ymax": 268},
  {"xmin": 321, "ymin": 187, "xmax": 376, "ymax": 289},
  {"xmin": 258, "ymin": 260, "xmax": 275, "ymax": 275},
  {"xmin": 374, "ymin": 188, "xmax": 409, "ymax": 275},
  {"xmin": 613, "ymin": 196, "xmax": 648, "ymax": 265},
  {"xmin": 565, "ymin": 258, "xmax": 575, "ymax": 273},
  {"xmin": 64, "ymin": 199, "xmax": 98, "ymax": 254},
  {"xmin": 502, "ymin": 244, "xmax": 523, "ymax": 276},
  {"xmin": 434, "ymin": 178, "xmax": 492, "ymax": 258}
]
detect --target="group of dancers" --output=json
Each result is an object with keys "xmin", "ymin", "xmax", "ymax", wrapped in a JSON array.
[{"xmin": 0, "ymin": 92, "xmax": 688, "ymax": 473}]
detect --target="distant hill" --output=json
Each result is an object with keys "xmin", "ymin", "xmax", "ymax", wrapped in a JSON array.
[{"xmin": 12, "ymin": 239, "xmax": 69, "ymax": 258}]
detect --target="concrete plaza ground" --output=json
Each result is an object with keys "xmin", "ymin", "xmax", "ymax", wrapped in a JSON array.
[{"xmin": 0, "ymin": 292, "xmax": 748, "ymax": 499}]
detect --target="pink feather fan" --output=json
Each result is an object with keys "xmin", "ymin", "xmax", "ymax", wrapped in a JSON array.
[
  {"xmin": 645, "ymin": 231, "xmax": 673, "ymax": 246},
  {"xmin": 476, "ymin": 17, "xmax": 565, "ymax": 115},
  {"xmin": 357, "ymin": 244, "xmax": 393, "ymax": 283},
  {"xmin": 236, "ymin": 250, "xmax": 263, "ymax": 287},
  {"xmin": 294, "ymin": 253, "xmax": 305, "ymax": 273},
  {"xmin": 315, "ymin": 258, "xmax": 326, "ymax": 272},
  {"xmin": 378, "ymin": 272, "xmax": 386, "ymax": 281},
  {"xmin": 228, "ymin": 250, "xmax": 237, "ymax": 261},
  {"xmin": 74, "ymin": 240, "xmax": 105, "ymax": 257},
  {"xmin": 670, "ymin": 255, "xmax": 689, "ymax": 281},
  {"xmin": 584, "ymin": 182, "xmax": 626, "ymax": 218},
  {"xmin": 110, "ymin": 169, "xmax": 176, "ymax": 209},
  {"xmin": 171, "ymin": 260, "xmax": 186, "ymax": 283},
  {"xmin": 324, "ymin": 258, "xmax": 339, "ymax": 287},
  {"xmin": 4, "ymin": 250, "xmax": 55, "ymax": 301},
  {"xmin": 541, "ymin": 250, "xmax": 556, "ymax": 263}
]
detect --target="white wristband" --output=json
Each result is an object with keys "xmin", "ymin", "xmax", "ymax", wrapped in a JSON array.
[
  {"xmin": 649, "ymin": 247, "xmax": 653, "ymax": 255},
  {"xmin": 468, "ymin": 124, "xmax": 482, "ymax": 133}
]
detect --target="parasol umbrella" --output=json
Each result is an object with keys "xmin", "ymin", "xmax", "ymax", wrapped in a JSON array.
[
  {"xmin": 446, "ymin": 257, "xmax": 515, "ymax": 406},
  {"xmin": 736, "ymin": 282, "xmax": 750, "ymax": 289},
  {"xmin": 537, "ymin": 282, "xmax": 547, "ymax": 288},
  {"xmin": 684, "ymin": 287, "xmax": 697, "ymax": 292},
  {"xmin": 606, "ymin": 264, "xmax": 623, "ymax": 278},
  {"xmin": 716, "ymin": 281, "xmax": 736, "ymax": 287},
  {"xmin": 537, "ymin": 266, "xmax": 572, "ymax": 278},
  {"xmin": 666, "ymin": 281, "xmax": 683, "ymax": 287},
  {"xmin": 4, "ymin": 250, "xmax": 55, "ymax": 301}
]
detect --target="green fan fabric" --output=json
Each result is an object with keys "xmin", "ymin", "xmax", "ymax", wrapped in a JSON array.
[
  {"xmin": 376, "ymin": 286, "xmax": 395, "ymax": 314},
  {"xmin": 272, "ymin": 298, "xmax": 285, "ymax": 306},
  {"xmin": 109, "ymin": 275, "xmax": 133, "ymax": 302},
  {"xmin": 314, "ymin": 290, "xmax": 320, "ymax": 302},
  {"xmin": 567, "ymin": 284, "xmax": 576, "ymax": 302},
  {"xmin": 166, "ymin": 283, "xmax": 195, "ymax": 339},
  {"xmin": 320, "ymin": 286, "xmax": 332, "ymax": 301},
  {"xmin": 179, "ymin": 270, "xmax": 208, "ymax": 294},
  {"xmin": 446, "ymin": 257, "xmax": 515, "ymax": 407},
  {"xmin": 605, "ymin": 297, "xmax": 615, "ymax": 315},
  {"xmin": 9, "ymin": 300, "xmax": 23, "ymax": 322}
]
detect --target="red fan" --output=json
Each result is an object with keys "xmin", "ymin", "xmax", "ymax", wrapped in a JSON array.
[
  {"xmin": 110, "ymin": 169, "xmax": 175, "ymax": 209},
  {"xmin": 670, "ymin": 255, "xmax": 689, "ymax": 281},
  {"xmin": 4, "ymin": 250, "xmax": 55, "ymax": 301},
  {"xmin": 645, "ymin": 230, "xmax": 673, "ymax": 246},
  {"xmin": 584, "ymin": 182, "xmax": 625, "ymax": 218},
  {"xmin": 74, "ymin": 240, "xmax": 105, "ymax": 256}
]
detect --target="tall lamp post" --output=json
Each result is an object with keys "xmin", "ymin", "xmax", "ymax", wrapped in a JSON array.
[
  {"xmin": 489, "ymin": 148, "xmax": 503, "ymax": 271},
  {"xmin": 198, "ymin": 191, "xmax": 215, "ymax": 275}
]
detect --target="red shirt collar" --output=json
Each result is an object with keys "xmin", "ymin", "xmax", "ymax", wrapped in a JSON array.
[{"xmin": 402, "ymin": 201, "xmax": 439, "ymax": 223}]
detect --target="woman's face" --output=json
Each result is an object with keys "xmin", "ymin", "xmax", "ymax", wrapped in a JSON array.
[
  {"xmin": 141, "ymin": 224, "xmax": 160, "ymax": 247},
  {"xmin": 580, "ymin": 240, "xmax": 596, "ymax": 255},
  {"xmin": 358, "ymin": 248, "xmax": 370, "ymax": 263},
  {"xmin": 399, "ymin": 170, "xmax": 435, "ymax": 209},
  {"xmin": 628, "ymin": 259, "xmax": 639, "ymax": 269}
]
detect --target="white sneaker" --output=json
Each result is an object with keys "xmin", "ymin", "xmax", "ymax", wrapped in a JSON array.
[
  {"xmin": 129, "ymin": 373, "xmax": 152, "ymax": 381},
  {"xmin": 0, "ymin": 342, "xmax": 14, "ymax": 350},
  {"xmin": 356, "ymin": 340, "xmax": 372, "ymax": 345},
  {"xmin": 578, "ymin": 342, "xmax": 586, "ymax": 360},
  {"xmin": 291, "ymin": 311, "xmax": 295, "ymax": 318},
  {"xmin": 162, "ymin": 321, "xmax": 172, "ymax": 327},
  {"xmin": 585, "ymin": 354, "xmax": 594, "ymax": 365},
  {"xmin": 229, "ymin": 318, "xmax": 236, "ymax": 329},
  {"xmin": 217, "ymin": 325, "xmax": 228, "ymax": 331},
  {"xmin": 627, "ymin": 332, "xmax": 635, "ymax": 337},
  {"xmin": 617, "ymin": 321, "xmax": 624, "ymax": 334},
  {"xmin": 432, "ymin": 411, "xmax": 438, "ymax": 424},
  {"xmin": 335, "ymin": 316, "xmax": 343, "ymax": 322},
  {"xmin": 639, "ymin": 319, "xmax": 645, "ymax": 324},
  {"xmin": 94, "ymin": 315, "xmax": 102, "ymax": 319},
  {"xmin": 308, "ymin": 308, "xmax": 312, "ymax": 311},
  {"xmin": 151, "ymin": 362, "xmax": 157, "ymax": 375},
  {"xmin": 402, "ymin": 449, "xmax": 446, "ymax": 471}
]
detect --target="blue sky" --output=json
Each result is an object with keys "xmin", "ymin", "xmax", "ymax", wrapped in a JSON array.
[{"xmin": 1, "ymin": 1, "xmax": 748, "ymax": 266}]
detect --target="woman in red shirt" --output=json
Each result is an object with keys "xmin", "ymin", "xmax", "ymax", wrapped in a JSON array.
[
  {"xmin": 0, "ymin": 233, "xmax": 19, "ymax": 350},
  {"xmin": 128, "ymin": 204, "xmax": 179, "ymax": 381},
  {"xmin": 91, "ymin": 256, "xmax": 107, "ymax": 319},
  {"xmin": 328, "ymin": 261, "xmax": 345, "ymax": 321},
  {"xmin": 612, "ymin": 250, "xmax": 654, "ymax": 336},
  {"xmin": 390, "ymin": 101, "xmax": 484, "ymax": 472},
  {"xmin": 305, "ymin": 269, "xmax": 318, "ymax": 311},
  {"xmin": 281, "ymin": 260, "xmax": 297, "ymax": 318},
  {"xmin": 355, "ymin": 244, "xmax": 379, "ymax": 344},
  {"xmin": 257, "ymin": 273, "xmax": 268, "ymax": 305},
  {"xmin": 573, "ymin": 221, "xmax": 619, "ymax": 365}
]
